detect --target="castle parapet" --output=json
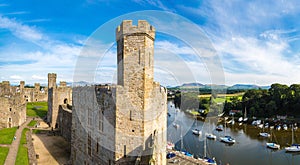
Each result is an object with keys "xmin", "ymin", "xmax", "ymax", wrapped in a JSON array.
[
  {"xmin": 60, "ymin": 81, "xmax": 67, "ymax": 87},
  {"xmin": 116, "ymin": 20, "xmax": 155, "ymax": 41}
]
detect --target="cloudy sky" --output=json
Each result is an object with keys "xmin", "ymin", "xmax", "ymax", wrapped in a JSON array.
[{"xmin": 1, "ymin": 0, "xmax": 300, "ymax": 86}]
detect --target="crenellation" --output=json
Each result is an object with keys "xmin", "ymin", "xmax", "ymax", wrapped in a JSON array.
[
  {"xmin": 116, "ymin": 20, "xmax": 155, "ymax": 42},
  {"xmin": 59, "ymin": 81, "xmax": 67, "ymax": 87}
]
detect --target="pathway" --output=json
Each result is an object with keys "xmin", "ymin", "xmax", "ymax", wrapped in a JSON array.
[{"xmin": 4, "ymin": 119, "xmax": 31, "ymax": 165}]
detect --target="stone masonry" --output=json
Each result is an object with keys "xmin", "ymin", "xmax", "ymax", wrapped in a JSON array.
[
  {"xmin": 47, "ymin": 73, "xmax": 72, "ymax": 129},
  {"xmin": 0, "ymin": 81, "xmax": 27, "ymax": 129},
  {"xmin": 71, "ymin": 20, "xmax": 167, "ymax": 165}
]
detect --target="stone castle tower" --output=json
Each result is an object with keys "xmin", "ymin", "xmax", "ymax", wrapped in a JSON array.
[
  {"xmin": 71, "ymin": 20, "xmax": 167, "ymax": 165},
  {"xmin": 47, "ymin": 73, "xmax": 72, "ymax": 128}
]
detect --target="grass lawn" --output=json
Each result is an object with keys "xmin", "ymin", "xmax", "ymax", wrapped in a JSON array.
[
  {"xmin": 26, "ymin": 102, "xmax": 48, "ymax": 118},
  {"xmin": 0, "ymin": 147, "xmax": 9, "ymax": 165},
  {"xmin": 27, "ymin": 120, "xmax": 37, "ymax": 127},
  {"xmin": 32, "ymin": 129, "xmax": 41, "ymax": 134},
  {"xmin": 15, "ymin": 128, "xmax": 29, "ymax": 165},
  {"xmin": 0, "ymin": 127, "xmax": 17, "ymax": 144}
]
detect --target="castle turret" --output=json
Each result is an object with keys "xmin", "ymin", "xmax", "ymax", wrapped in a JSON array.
[
  {"xmin": 48, "ymin": 73, "xmax": 57, "ymax": 89},
  {"xmin": 116, "ymin": 20, "xmax": 155, "ymax": 88},
  {"xmin": 20, "ymin": 81, "xmax": 25, "ymax": 93},
  {"xmin": 34, "ymin": 83, "xmax": 40, "ymax": 92}
]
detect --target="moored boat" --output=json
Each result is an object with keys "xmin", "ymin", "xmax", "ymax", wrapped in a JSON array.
[
  {"xmin": 173, "ymin": 123, "xmax": 179, "ymax": 128},
  {"xmin": 206, "ymin": 133, "xmax": 217, "ymax": 140},
  {"xmin": 266, "ymin": 142, "xmax": 280, "ymax": 149},
  {"xmin": 285, "ymin": 144, "xmax": 300, "ymax": 152},
  {"xmin": 259, "ymin": 132, "xmax": 270, "ymax": 138},
  {"xmin": 220, "ymin": 135, "xmax": 236, "ymax": 144},
  {"xmin": 285, "ymin": 125, "xmax": 300, "ymax": 152},
  {"xmin": 192, "ymin": 128, "xmax": 202, "ymax": 135}
]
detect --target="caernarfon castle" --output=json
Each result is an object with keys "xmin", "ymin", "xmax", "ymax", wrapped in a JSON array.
[{"xmin": 0, "ymin": 20, "xmax": 167, "ymax": 165}]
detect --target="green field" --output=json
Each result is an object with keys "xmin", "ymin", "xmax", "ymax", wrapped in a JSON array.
[
  {"xmin": 26, "ymin": 102, "xmax": 48, "ymax": 118},
  {"xmin": 0, "ymin": 147, "xmax": 9, "ymax": 165},
  {"xmin": 199, "ymin": 93, "xmax": 244, "ymax": 104},
  {"xmin": 0, "ymin": 127, "xmax": 17, "ymax": 144},
  {"xmin": 15, "ymin": 128, "xmax": 29, "ymax": 165},
  {"xmin": 27, "ymin": 120, "xmax": 37, "ymax": 127}
]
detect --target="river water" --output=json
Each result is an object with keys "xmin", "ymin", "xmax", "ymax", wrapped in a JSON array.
[{"xmin": 167, "ymin": 101, "xmax": 300, "ymax": 165}]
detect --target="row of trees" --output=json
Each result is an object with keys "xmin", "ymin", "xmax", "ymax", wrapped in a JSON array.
[{"xmin": 224, "ymin": 83, "xmax": 300, "ymax": 118}]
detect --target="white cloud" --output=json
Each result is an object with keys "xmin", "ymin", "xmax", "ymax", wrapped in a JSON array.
[
  {"xmin": 0, "ymin": 15, "xmax": 43, "ymax": 42},
  {"xmin": 175, "ymin": 0, "xmax": 300, "ymax": 86},
  {"xmin": 10, "ymin": 75, "xmax": 22, "ymax": 79},
  {"xmin": 31, "ymin": 75, "xmax": 47, "ymax": 81},
  {"xmin": 0, "ymin": 15, "xmax": 82, "ymax": 84}
]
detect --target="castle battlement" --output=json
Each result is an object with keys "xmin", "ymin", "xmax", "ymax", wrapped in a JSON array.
[{"xmin": 116, "ymin": 20, "xmax": 155, "ymax": 41}]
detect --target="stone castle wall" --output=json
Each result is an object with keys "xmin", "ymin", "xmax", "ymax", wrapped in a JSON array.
[
  {"xmin": 58, "ymin": 105, "xmax": 72, "ymax": 142},
  {"xmin": 71, "ymin": 85, "xmax": 116, "ymax": 165},
  {"xmin": 0, "ymin": 81, "xmax": 27, "ymax": 129}
]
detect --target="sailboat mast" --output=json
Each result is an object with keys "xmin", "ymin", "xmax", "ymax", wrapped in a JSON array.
[
  {"xmin": 204, "ymin": 138, "xmax": 207, "ymax": 158},
  {"xmin": 180, "ymin": 126, "xmax": 183, "ymax": 151},
  {"xmin": 224, "ymin": 118, "xmax": 226, "ymax": 135},
  {"xmin": 292, "ymin": 124, "xmax": 294, "ymax": 144}
]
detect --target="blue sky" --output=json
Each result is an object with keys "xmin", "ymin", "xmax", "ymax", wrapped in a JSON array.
[{"xmin": 1, "ymin": 0, "xmax": 300, "ymax": 86}]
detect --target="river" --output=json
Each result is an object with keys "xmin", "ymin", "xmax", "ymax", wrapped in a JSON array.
[{"xmin": 167, "ymin": 101, "xmax": 300, "ymax": 165}]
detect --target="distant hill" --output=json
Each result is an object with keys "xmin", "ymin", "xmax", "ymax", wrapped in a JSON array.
[
  {"xmin": 181, "ymin": 83, "xmax": 204, "ymax": 87},
  {"xmin": 169, "ymin": 83, "xmax": 270, "ymax": 90},
  {"xmin": 228, "ymin": 84, "xmax": 270, "ymax": 90}
]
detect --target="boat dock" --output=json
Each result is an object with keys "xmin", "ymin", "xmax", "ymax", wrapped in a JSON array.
[{"xmin": 167, "ymin": 149, "xmax": 209, "ymax": 165}]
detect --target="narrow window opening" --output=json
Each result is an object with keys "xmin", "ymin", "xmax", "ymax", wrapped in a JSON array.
[
  {"xmin": 124, "ymin": 145, "xmax": 126, "ymax": 157},
  {"xmin": 130, "ymin": 110, "xmax": 132, "ymax": 121}
]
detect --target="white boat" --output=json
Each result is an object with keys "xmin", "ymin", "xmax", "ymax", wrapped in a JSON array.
[
  {"xmin": 275, "ymin": 125, "xmax": 281, "ymax": 130},
  {"xmin": 204, "ymin": 158, "xmax": 217, "ymax": 165},
  {"xmin": 220, "ymin": 120, "xmax": 236, "ymax": 144},
  {"xmin": 206, "ymin": 133, "xmax": 217, "ymax": 140},
  {"xmin": 266, "ymin": 142, "xmax": 280, "ymax": 149},
  {"xmin": 266, "ymin": 130, "xmax": 280, "ymax": 149},
  {"xmin": 264, "ymin": 123, "xmax": 269, "ymax": 128},
  {"xmin": 192, "ymin": 118, "xmax": 201, "ymax": 135},
  {"xmin": 238, "ymin": 117, "xmax": 243, "ymax": 122},
  {"xmin": 285, "ymin": 144, "xmax": 300, "ymax": 152},
  {"xmin": 285, "ymin": 125, "xmax": 300, "ymax": 152},
  {"xmin": 259, "ymin": 121, "xmax": 270, "ymax": 138},
  {"xmin": 220, "ymin": 136, "xmax": 236, "ymax": 144},
  {"xmin": 192, "ymin": 129, "xmax": 202, "ymax": 135},
  {"xmin": 283, "ymin": 124, "xmax": 288, "ymax": 130},
  {"xmin": 259, "ymin": 132, "xmax": 270, "ymax": 138},
  {"xmin": 173, "ymin": 123, "xmax": 179, "ymax": 128}
]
